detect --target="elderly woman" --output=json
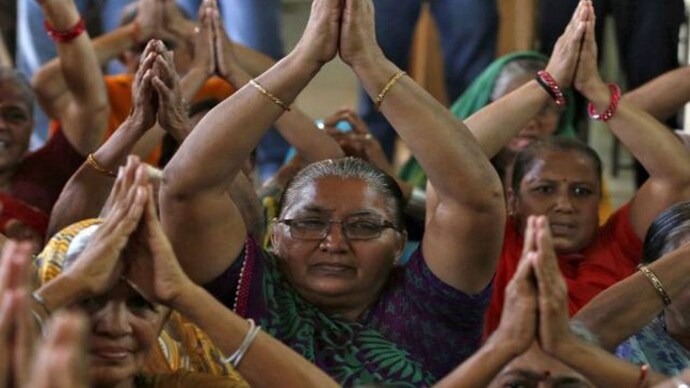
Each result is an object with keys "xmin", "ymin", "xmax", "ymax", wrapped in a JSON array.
[
  {"xmin": 28, "ymin": 158, "xmax": 337, "ymax": 387},
  {"xmin": 574, "ymin": 201, "xmax": 690, "ymax": 376},
  {"xmin": 160, "ymin": 0, "xmax": 504, "ymax": 385},
  {"xmin": 0, "ymin": 0, "xmax": 107, "ymax": 243},
  {"xmin": 436, "ymin": 216, "xmax": 669, "ymax": 388}
]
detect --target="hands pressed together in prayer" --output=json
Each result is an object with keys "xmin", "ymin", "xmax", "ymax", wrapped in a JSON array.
[
  {"xmin": 129, "ymin": 40, "xmax": 191, "ymax": 141},
  {"xmin": 0, "ymin": 240, "xmax": 90, "ymax": 388},
  {"xmin": 491, "ymin": 216, "xmax": 574, "ymax": 357}
]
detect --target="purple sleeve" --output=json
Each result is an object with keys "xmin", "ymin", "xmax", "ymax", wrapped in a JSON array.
[
  {"xmin": 202, "ymin": 236, "xmax": 266, "ymax": 316},
  {"xmin": 366, "ymin": 247, "xmax": 493, "ymax": 379}
]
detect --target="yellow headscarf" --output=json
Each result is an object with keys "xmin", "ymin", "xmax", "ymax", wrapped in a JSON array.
[{"xmin": 35, "ymin": 219, "xmax": 248, "ymax": 386}]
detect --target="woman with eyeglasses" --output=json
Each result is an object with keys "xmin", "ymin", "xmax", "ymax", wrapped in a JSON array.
[{"xmin": 159, "ymin": 0, "xmax": 504, "ymax": 385}]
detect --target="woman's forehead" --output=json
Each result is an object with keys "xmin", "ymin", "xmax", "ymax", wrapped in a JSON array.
[
  {"xmin": 284, "ymin": 177, "xmax": 390, "ymax": 216},
  {"xmin": 524, "ymin": 149, "xmax": 599, "ymax": 181}
]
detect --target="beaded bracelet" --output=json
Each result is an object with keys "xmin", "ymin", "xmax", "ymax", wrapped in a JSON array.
[
  {"xmin": 375, "ymin": 71, "xmax": 407, "ymax": 111},
  {"xmin": 45, "ymin": 17, "xmax": 86, "ymax": 43},
  {"xmin": 249, "ymin": 79, "xmax": 291, "ymax": 111},
  {"xmin": 86, "ymin": 153, "xmax": 117, "ymax": 178},
  {"xmin": 536, "ymin": 70, "xmax": 566, "ymax": 107},
  {"xmin": 588, "ymin": 83, "xmax": 621, "ymax": 122},
  {"xmin": 638, "ymin": 264, "xmax": 672, "ymax": 306}
]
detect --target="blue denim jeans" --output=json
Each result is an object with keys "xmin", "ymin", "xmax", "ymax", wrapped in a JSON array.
[{"xmin": 358, "ymin": 0, "xmax": 498, "ymax": 158}]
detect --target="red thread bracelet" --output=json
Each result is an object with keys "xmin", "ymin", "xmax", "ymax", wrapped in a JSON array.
[
  {"xmin": 536, "ymin": 70, "xmax": 567, "ymax": 107},
  {"xmin": 588, "ymin": 84, "xmax": 621, "ymax": 122},
  {"xmin": 44, "ymin": 17, "xmax": 86, "ymax": 43}
]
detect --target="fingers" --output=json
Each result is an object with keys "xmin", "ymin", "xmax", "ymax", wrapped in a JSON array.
[
  {"xmin": 28, "ymin": 312, "xmax": 90, "ymax": 388},
  {"xmin": 520, "ymin": 216, "xmax": 538, "ymax": 259},
  {"xmin": 322, "ymin": 108, "xmax": 371, "ymax": 135},
  {"xmin": 0, "ymin": 240, "xmax": 32, "ymax": 295},
  {"xmin": 101, "ymin": 157, "xmax": 149, "ymax": 241},
  {"xmin": 531, "ymin": 216, "xmax": 566, "ymax": 300},
  {"xmin": 12, "ymin": 289, "xmax": 35, "ymax": 387}
]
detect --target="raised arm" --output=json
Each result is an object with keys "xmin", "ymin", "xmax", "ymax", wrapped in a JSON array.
[
  {"xmin": 126, "ymin": 172, "xmax": 338, "ymax": 387},
  {"xmin": 574, "ymin": 2, "xmax": 690, "ymax": 240},
  {"xmin": 160, "ymin": 0, "xmax": 342, "ymax": 284},
  {"xmin": 573, "ymin": 242, "xmax": 690, "ymax": 351},
  {"xmin": 130, "ymin": 0, "xmax": 223, "ymax": 160},
  {"xmin": 212, "ymin": 1, "xmax": 344, "ymax": 163},
  {"xmin": 32, "ymin": 0, "xmax": 189, "ymax": 130},
  {"xmin": 436, "ymin": 220, "xmax": 538, "ymax": 388},
  {"xmin": 533, "ymin": 216, "xmax": 667, "ymax": 387},
  {"xmin": 33, "ymin": 0, "xmax": 108, "ymax": 155},
  {"xmin": 339, "ymin": 0, "xmax": 503, "ymax": 293},
  {"xmin": 47, "ymin": 42, "xmax": 162, "ymax": 238},
  {"xmin": 623, "ymin": 66, "xmax": 690, "ymax": 122},
  {"xmin": 464, "ymin": 1, "xmax": 587, "ymax": 158}
]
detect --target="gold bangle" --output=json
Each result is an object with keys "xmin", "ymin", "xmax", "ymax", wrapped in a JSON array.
[
  {"xmin": 249, "ymin": 79, "xmax": 291, "ymax": 111},
  {"xmin": 638, "ymin": 264, "xmax": 672, "ymax": 306},
  {"xmin": 375, "ymin": 71, "xmax": 407, "ymax": 111},
  {"xmin": 86, "ymin": 153, "xmax": 117, "ymax": 178}
]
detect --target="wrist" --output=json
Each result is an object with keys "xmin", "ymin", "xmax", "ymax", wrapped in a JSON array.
[
  {"xmin": 36, "ymin": 273, "xmax": 91, "ymax": 312},
  {"xmin": 581, "ymin": 80, "xmax": 610, "ymax": 106},
  {"xmin": 289, "ymin": 45, "xmax": 329, "ymax": 75},
  {"xmin": 350, "ymin": 50, "xmax": 388, "ymax": 74},
  {"xmin": 483, "ymin": 333, "xmax": 526, "ymax": 364},
  {"xmin": 545, "ymin": 333, "xmax": 580, "ymax": 359},
  {"xmin": 41, "ymin": 2, "xmax": 80, "ymax": 30},
  {"xmin": 168, "ymin": 282, "xmax": 204, "ymax": 311},
  {"xmin": 126, "ymin": 111, "xmax": 154, "ymax": 133}
]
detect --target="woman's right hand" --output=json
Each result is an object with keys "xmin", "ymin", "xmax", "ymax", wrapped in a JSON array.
[
  {"xmin": 339, "ymin": 0, "xmax": 383, "ymax": 68},
  {"xmin": 293, "ymin": 0, "xmax": 342, "ymax": 67},
  {"xmin": 130, "ymin": 40, "xmax": 161, "ymax": 131},
  {"xmin": 65, "ymin": 156, "xmax": 149, "ymax": 297},
  {"xmin": 189, "ymin": 0, "xmax": 216, "ymax": 78},
  {"xmin": 125, "ymin": 183, "xmax": 197, "ymax": 308},
  {"xmin": 544, "ymin": 0, "xmax": 589, "ymax": 88},
  {"xmin": 572, "ymin": 1, "xmax": 610, "ymax": 105},
  {"xmin": 490, "ymin": 216, "xmax": 538, "ymax": 355}
]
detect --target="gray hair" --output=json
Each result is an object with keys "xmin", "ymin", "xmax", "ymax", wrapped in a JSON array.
[
  {"xmin": 0, "ymin": 67, "xmax": 36, "ymax": 115},
  {"xmin": 280, "ymin": 157, "xmax": 404, "ymax": 228},
  {"xmin": 491, "ymin": 58, "xmax": 547, "ymax": 102}
]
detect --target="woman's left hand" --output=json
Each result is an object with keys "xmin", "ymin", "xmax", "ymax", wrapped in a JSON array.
[
  {"xmin": 151, "ymin": 47, "xmax": 192, "ymax": 141},
  {"xmin": 572, "ymin": 0, "xmax": 609, "ymax": 103},
  {"xmin": 0, "ymin": 240, "xmax": 39, "ymax": 387},
  {"xmin": 339, "ymin": 0, "xmax": 382, "ymax": 68},
  {"xmin": 531, "ymin": 216, "xmax": 576, "ymax": 355},
  {"xmin": 125, "ymin": 183, "xmax": 195, "ymax": 308}
]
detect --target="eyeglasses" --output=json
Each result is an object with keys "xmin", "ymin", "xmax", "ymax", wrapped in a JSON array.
[{"xmin": 275, "ymin": 217, "xmax": 400, "ymax": 240}]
